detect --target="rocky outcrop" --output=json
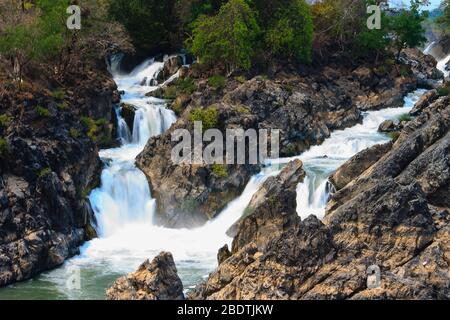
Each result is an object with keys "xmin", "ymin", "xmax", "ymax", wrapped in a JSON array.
[
  {"xmin": 229, "ymin": 160, "xmax": 305, "ymax": 253},
  {"xmin": 120, "ymin": 103, "xmax": 137, "ymax": 133},
  {"xmin": 0, "ymin": 57, "xmax": 120, "ymax": 287},
  {"xmin": 157, "ymin": 56, "xmax": 184, "ymax": 83},
  {"xmin": 106, "ymin": 252, "xmax": 184, "ymax": 300},
  {"xmin": 401, "ymin": 48, "xmax": 444, "ymax": 88},
  {"xmin": 187, "ymin": 92, "xmax": 449, "ymax": 300}
]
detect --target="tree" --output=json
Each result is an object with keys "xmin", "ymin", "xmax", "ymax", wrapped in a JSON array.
[
  {"xmin": 265, "ymin": 0, "xmax": 313, "ymax": 64},
  {"xmin": 356, "ymin": 0, "xmax": 391, "ymax": 61},
  {"xmin": 0, "ymin": 0, "xmax": 68, "ymax": 83},
  {"xmin": 311, "ymin": 0, "xmax": 366, "ymax": 52},
  {"xmin": 107, "ymin": 0, "xmax": 179, "ymax": 55},
  {"xmin": 189, "ymin": 0, "xmax": 260, "ymax": 74},
  {"xmin": 437, "ymin": 0, "xmax": 450, "ymax": 34},
  {"xmin": 390, "ymin": 0, "xmax": 428, "ymax": 60}
]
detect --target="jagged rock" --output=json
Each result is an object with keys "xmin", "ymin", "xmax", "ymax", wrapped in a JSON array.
[
  {"xmin": 378, "ymin": 120, "xmax": 396, "ymax": 132},
  {"xmin": 0, "ymin": 50, "xmax": 118, "ymax": 287},
  {"xmin": 217, "ymin": 245, "xmax": 231, "ymax": 265},
  {"xmin": 410, "ymin": 90, "xmax": 438, "ymax": 116},
  {"xmin": 106, "ymin": 252, "xmax": 184, "ymax": 300},
  {"xmin": 230, "ymin": 160, "xmax": 305, "ymax": 253},
  {"xmin": 186, "ymin": 93, "xmax": 450, "ymax": 300},
  {"xmin": 330, "ymin": 142, "xmax": 392, "ymax": 191},
  {"xmin": 157, "ymin": 56, "xmax": 183, "ymax": 83},
  {"xmin": 120, "ymin": 103, "xmax": 136, "ymax": 133}
]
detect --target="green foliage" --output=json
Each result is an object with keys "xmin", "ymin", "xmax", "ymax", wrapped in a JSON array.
[
  {"xmin": 311, "ymin": 0, "xmax": 366, "ymax": 52},
  {"xmin": 208, "ymin": 75, "xmax": 226, "ymax": 89},
  {"xmin": 236, "ymin": 104, "xmax": 250, "ymax": 114},
  {"xmin": 437, "ymin": 86, "xmax": 450, "ymax": 96},
  {"xmin": 388, "ymin": 131, "xmax": 400, "ymax": 142},
  {"xmin": 69, "ymin": 127, "xmax": 80, "ymax": 139},
  {"xmin": 437, "ymin": 0, "xmax": 450, "ymax": 35},
  {"xmin": 51, "ymin": 88, "xmax": 65, "ymax": 100},
  {"xmin": 389, "ymin": 0, "xmax": 427, "ymax": 60},
  {"xmin": 176, "ymin": 76, "xmax": 196, "ymax": 94},
  {"xmin": 356, "ymin": 1, "xmax": 390, "ymax": 58},
  {"xmin": 108, "ymin": 0, "xmax": 179, "ymax": 54},
  {"xmin": 211, "ymin": 164, "xmax": 228, "ymax": 178},
  {"xmin": 38, "ymin": 167, "xmax": 52, "ymax": 178},
  {"xmin": 235, "ymin": 75, "xmax": 246, "ymax": 83},
  {"xmin": 0, "ymin": 0, "xmax": 68, "ymax": 77},
  {"xmin": 57, "ymin": 102, "xmax": 68, "ymax": 110},
  {"xmin": 163, "ymin": 86, "xmax": 178, "ymax": 100},
  {"xmin": 36, "ymin": 106, "xmax": 50, "ymax": 117},
  {"xmin": 81, "ymin": 116, "xmax": 99, "ymax": 141},
  {"xmin": 0, "ymin": 114, "xmax": 11, "ymax": 128},
  {"xmin": 189, "ymin": 0, "xmax": 260, "ymax": 73},
  {"xmin": 398, "ymin": 114, "xmax": 412, "ymax": 122},
  {"xmin": 0, "ymin": 137, "xmax": 8, "ymax": 157},
  {"xmin": 399, "ymin": 65, "xmax": 412, "ymax": 77},
  {"xmin": 265, "ymin": 0, "xmax": 313, "ymax": 64},
  {"xmin": 189, "ymin": 106, "xmax": 219, "ymax": 131}
]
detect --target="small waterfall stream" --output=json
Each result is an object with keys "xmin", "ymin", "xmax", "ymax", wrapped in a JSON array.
[{"xmin": 0, "ymin": 52, "xmax": 446, "ymax": 299}]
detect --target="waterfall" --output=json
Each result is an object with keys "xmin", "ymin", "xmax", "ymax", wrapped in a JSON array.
[{"xmin": 89, "ymin": 58, "xmax": 176, "ymax": 239}]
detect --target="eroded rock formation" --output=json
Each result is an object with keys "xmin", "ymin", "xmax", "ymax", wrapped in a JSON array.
[{"xmin": 106, "ymin": 252, "xmax": 184, "ymax": 300}]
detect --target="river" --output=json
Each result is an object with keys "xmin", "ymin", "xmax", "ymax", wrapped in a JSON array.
[{"xmin": 0, "ymin": 52, "xmax": 444, "ymax": 299}]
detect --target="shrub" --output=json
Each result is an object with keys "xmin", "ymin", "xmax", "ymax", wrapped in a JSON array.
[
  {"xmin": 108, "ymin": 0, "xmax": 179, "ymax": 54},
  {"xmin": 0, "ymin": 138, "xmax": 8, "ymax": 157},
  {"xmin": 81, "ymin": 116, "xmax": 99, "ymax": 141},
  {"xmin": 0, "ymin": 114, "xmax": 10, "ymax": 127},
  {"xmin": 235, "ymin": 75, "xmax": 246, "ymax": 83},
  {"xmin": 437, "ymin": 86, "xmax": 450, "ymax": 97},
  {"xmin": 236, "ymin": 105, "xmax": 250, "ymax": 114},
  {"xmin": 265, "ymin": 0, "xmax": 313, "ymax": 64},
  {"xmin": 211, "ymin": 164, "xmax": 228, "ymax": 178},
  {"xmin": 398, "ymin": 114, "xmax": 412, "ymax": 122},
  {"xmin": 163, "ymin": 86, "xmax": 178, "ymax": 100},
  {"xmin": 189, "ymin": 106, "xmax": 219, "ymax": 131},
  {"xmin": 388, "ymin": 131, "xmax": 400, "ymax": 142},
  {"xmin": 38, "ymin": 167, "xmax": 52, "ymax": 178},
  {"xmin": 189, "ymin": 0, "xmax": 260, "ymax": 73},
  {"xmin": 69, "ymin": 128, "xmax": 80, "ymax": 139},
  {"xmin": 51, "ymin": 88, "xmax": 65, "ymax": 100},
  {"xmin": 176, "ymin": 77, "xmax": 196, "ymax": 94},
  {"xmin": 36, "ymin": 106, "xmax": 50, "ymax": 117},
  {"xmin": 208, "ymin": 75, "xmax": 226, "ymax": 90},
  {"xmin": 57, "ymin": 102, "xmax": 68, "ymax": 110}
]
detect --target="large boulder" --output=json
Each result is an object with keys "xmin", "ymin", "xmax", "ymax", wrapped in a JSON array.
[{"xmin": 106, "ymin": 252, "xmax": 184, "ymax": 300}]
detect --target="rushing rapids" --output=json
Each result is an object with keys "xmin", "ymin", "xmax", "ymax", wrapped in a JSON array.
[{"xmin": 0, "ymin": 51, "xmax": 445, "ymax": 299}]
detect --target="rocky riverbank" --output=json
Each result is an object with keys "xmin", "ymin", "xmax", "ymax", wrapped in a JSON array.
[
  {"xmin": 136, "ymin": 49, "xmax": 443, "ymax": 228},
  {"xmin": 0, "ymin": 50, "xmax": 124, "ymax": 287},
  {"xmin": 109, "ymin": 82, "xmax": 449, "ymax": 300}
]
